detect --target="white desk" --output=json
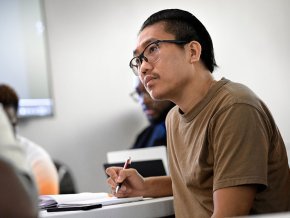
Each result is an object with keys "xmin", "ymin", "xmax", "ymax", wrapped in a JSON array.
[
  {"xmin": 39, "ymin": 196, "xmax": 174, "ymax": 218},
  {"xmin": 244, "ymin": 213, "xmax": 290, "ymax": 218}
]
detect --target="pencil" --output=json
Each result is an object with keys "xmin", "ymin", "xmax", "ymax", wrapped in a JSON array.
[{"xmin": 115, "ymin": 157, "xmax": 131, "ymax": 194}]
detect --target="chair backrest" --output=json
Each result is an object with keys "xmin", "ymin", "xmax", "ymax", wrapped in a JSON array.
[
  {"xmin": 0, "ymin": 157, "xmax": 38, "ymax": 218},
  {"xmin": 54, "ymin": 160, "xmax": 77, "ymax": 194}
]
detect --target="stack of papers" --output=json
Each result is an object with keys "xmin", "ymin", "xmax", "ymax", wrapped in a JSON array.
[{"xmin": 39, "ymin": 192, "xmax": 143, "ymax": 210}]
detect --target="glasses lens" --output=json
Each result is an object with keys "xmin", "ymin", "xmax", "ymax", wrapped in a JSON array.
[
  {"xmin": 129, "ymin": 41, "xmax": 160, "ymax": 76},
  {"xmin": 144, "ymin": 43, "xmax": 159, "ymax": 63},
  {"xmin": 130, "ymin": 57, "xmax": 140, "ymax": 76}
]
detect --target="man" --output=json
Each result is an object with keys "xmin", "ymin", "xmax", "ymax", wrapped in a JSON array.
[
  {"xmin": 0, "ymin": 84, "xmax": 59, "ymax": 195},
  {"xmin": 106, "ymin": 9, "xmax": 290, "ymax": 217},
  {"xmin": 131, "ymin": 78, "xmax": 174, "ymax": 149}
]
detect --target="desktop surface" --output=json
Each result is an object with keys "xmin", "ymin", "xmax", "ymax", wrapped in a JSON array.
[
  {"xmin": 40, "ymin": 196, "xmax": 174, "ymax": 218},
  {"xmin": 39, "ymin": 195, "xmax": 290, "ymax": 218}
]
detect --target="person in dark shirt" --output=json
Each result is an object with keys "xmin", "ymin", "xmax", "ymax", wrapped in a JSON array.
[{"xmin": 131, "ymin": 79, "xmax": 174, "ymax": 149}]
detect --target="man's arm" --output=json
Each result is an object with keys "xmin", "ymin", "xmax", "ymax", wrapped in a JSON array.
[
  {"xmin": 212, "ymin": 185, "xmax": 257, "ymax": 218},
  {"xmin": 143, "ymin": 176, "xmax": 173, "ymax": 197}
]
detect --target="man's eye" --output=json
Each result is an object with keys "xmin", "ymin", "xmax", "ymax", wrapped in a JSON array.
[
  {"xmin": 135, "ymin": 58, "xmax": 142, "ymax": 65},
  {"xmin": 147, "ymin": 44, "xmax": 158, "ymax": 54}
]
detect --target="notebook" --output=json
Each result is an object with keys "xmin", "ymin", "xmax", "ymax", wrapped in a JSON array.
[{"xmin": 39, "ymin": 192, "xmax": 143, "ymax": 210}]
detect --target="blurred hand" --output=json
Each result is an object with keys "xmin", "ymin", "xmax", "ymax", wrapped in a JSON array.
[{"xmin": 106, "ymin": 167, "xmax": 146, "ymax": 197}]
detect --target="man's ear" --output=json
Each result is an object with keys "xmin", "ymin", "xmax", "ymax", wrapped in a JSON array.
[{"xmin": 187, "ymin": 41, "xmax": 202, "ymax": 63}]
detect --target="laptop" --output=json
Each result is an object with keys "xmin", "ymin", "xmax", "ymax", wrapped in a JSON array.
[
  {"xmin": 104, "ymin": 146, "xmax": 169, "ymax": 177},
  {"xmin": 104, "ymin": 159, "xmax": 166, "ymax": 177}
]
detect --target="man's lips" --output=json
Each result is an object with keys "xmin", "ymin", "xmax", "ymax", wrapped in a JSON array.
[{"xmin": 144, "ymin": 75, "xmax": 156, "ymax": 88}]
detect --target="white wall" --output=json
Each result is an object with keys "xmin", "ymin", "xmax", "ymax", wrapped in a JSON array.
[{"xmin": 18, "ymin": 0, "xmax": 290, "ymax": 192}]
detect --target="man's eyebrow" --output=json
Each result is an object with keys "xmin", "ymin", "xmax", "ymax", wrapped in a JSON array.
[{"xmin": 132, "ymin": 38, "xmax": 157, "ymax": 56}]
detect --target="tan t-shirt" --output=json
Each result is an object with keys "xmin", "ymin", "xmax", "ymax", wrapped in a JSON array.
[{"xmin": 166, "ymin": 78, "xmax": 290, "ymax": 217}]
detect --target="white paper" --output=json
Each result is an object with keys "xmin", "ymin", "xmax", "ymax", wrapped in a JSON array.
[{"xmin": 39, "ymin": 192, "xmax": 143, "ymax": 209}]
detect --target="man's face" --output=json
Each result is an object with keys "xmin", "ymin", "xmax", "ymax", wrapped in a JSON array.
[
  {"xmin": 134, "ymin": 22, "xmax": 191, "ymax": 103},
  {"xmin": 4, "ymin": 106, "xmax": 17, "ymax": 134},
  {"xmin": 134, "ymin": 80, "xmax": 173, "ymax": 123}
]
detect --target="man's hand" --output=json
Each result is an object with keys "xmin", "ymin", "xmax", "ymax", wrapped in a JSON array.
[
  {"xmin": 106, "ymin": 167, "xmax": 173, "ymax": 198},
  {"xmin": 106, "ymin": 167, "xmax": 146, "ymax": 197}
]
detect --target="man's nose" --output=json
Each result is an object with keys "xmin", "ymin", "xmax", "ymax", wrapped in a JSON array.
[{"xmin": 139, "ymin": 59, "xmax": 153, "ymax": 76}]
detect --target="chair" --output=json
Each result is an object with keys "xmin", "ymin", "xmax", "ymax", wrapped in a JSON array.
[
  {"xmin": 54, "ymin": 160, "xmax": 77, "ymax": 194},
  {"xmin": 286, "ymin": 142, "xmax": 290, "ymax": 166},
  {"xmin": 0, "ymin": 157, "xmax": 38, "ymax": 218}
]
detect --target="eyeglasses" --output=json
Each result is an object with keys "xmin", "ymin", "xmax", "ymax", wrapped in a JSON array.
[{"xmin": 129, "ymin": 39, "xmax": 189, "ymax": 76}]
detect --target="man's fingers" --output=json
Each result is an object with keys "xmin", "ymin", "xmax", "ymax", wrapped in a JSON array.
[
  {"xmin": 106, "ymin": 167, "xmax": 142, "ymax": 197},
  {"xmin": 106, "ymin": 177, "xmax": 116, "ymax": 188},
  {"xmin": 118, "ymin": 168, "xmax": 137, "ymax": 180},
  {"xmin": 106, "ymin": 167, "xmax": 123, "ymax": 181}
]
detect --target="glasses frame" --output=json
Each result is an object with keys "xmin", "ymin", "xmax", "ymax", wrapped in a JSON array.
[
  {"xmin": 129, "ymin": 39, "xmax": 189, "ymax": 76},
  {"xmin": 130, "ymin": 90, "xmax": 140, "ymax": 102}
]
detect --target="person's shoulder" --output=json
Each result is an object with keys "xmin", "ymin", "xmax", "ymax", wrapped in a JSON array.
[
  {"xmin": 167, "ymin": 105, "xmax": 178, "ymax": 116},
  {"xmin": 165, "ymin": 105, "xmax": 179, "ymax": 123},
  {"xmin": 16, "ymin": 135, "xmax": 51, "ymax": 159},
  {"xmin": 17, "ymin": 135, "xmax": 38, "ymax": 150},
  {"xmin": 218, "ymin": 78, "xmax": 262, "ymax": 106}
]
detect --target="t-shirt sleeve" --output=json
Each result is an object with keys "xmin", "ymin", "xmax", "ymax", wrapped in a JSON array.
[{"xmin": 209, "ymin": 103, "xmax": 271, "ymax": 191}]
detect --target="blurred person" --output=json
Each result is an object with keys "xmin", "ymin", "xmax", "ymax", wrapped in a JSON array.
[
  {"xmin": 0, "ymin": 83, "xmax": 59, "ymax": 195},
  {"xmin": 106, "ymin": 9, "xmax": 290, "ymax": 217},
  {"xmin": 130, "ymin": 78, "xmax": 174, "ymax": 149},
  {"xmin": 0, "ymin": 104, "xmax": 38, "ymax": 218}
]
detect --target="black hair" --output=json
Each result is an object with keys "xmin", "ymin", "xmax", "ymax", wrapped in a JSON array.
[
  {"xmin": 0, "ymin": 84, "xmax": 19, "ymax": 111},
  {"xmin": 140, "ymin": 9, "xmax": 217, "ymax": 72}
]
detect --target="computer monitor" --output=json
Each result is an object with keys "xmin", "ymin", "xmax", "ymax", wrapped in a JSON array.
[{"xmin": 0, "ymin": 0, "xmax": 53, "ymax": 118}]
